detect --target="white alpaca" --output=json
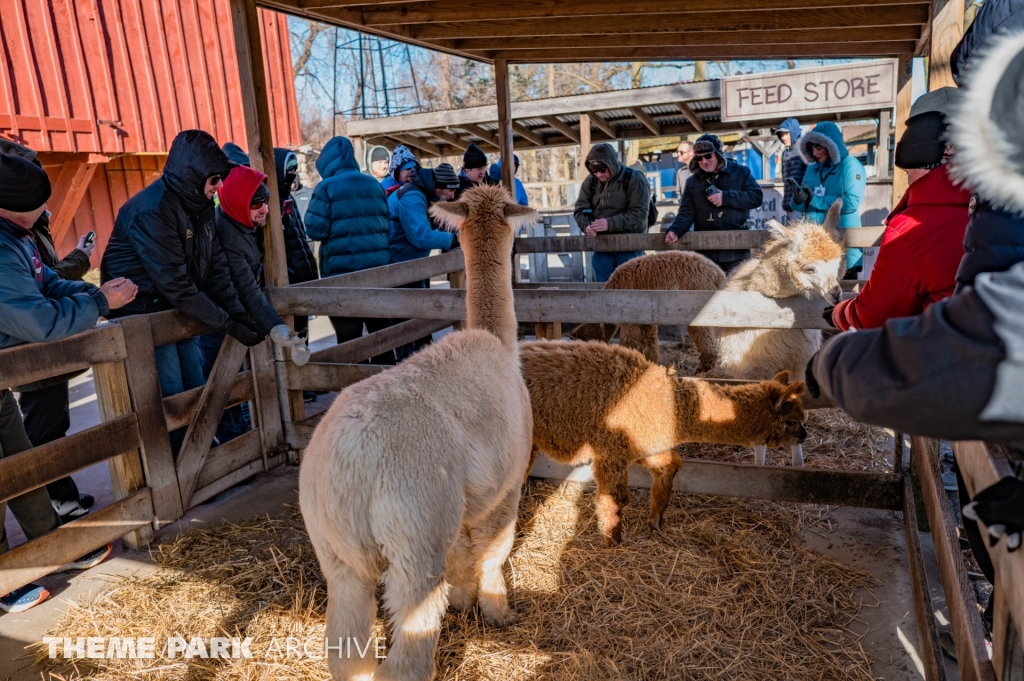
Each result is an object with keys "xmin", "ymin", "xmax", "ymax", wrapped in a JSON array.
[
  {"xmin": 300, "ymin": 186, "xmax": 537, "ymax": 681},
  {"xmin": 716, "ymin": 200, "xmax": 845, "ymax": 466}
]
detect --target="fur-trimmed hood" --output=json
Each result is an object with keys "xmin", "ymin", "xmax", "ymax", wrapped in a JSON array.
[
  {"xmin": 949, "ymin": 29, "xmax": 1024, "ymax": 214},
  {"xmin": 797, "ymin": 121, "xmax": 847, "ymax": 166}
]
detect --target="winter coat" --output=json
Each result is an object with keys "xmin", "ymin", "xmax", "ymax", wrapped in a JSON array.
[
  {"xmin": 810, "ymin": 258, "xmax": 1024, "ymax": 442},
  {"xmin": 31, "ymin": 213, "xmax": 91, "ymax": 281},
  {"xmin": 274, "ymin": 148, "xmax": 319, "ymax": 284},
  {"xmin": 667, "ymin": 158, "xmax": 763, "ymax": 264},
  {"xmin": 0, "ymin": 216, "xmax": 108, "ymax": 351},
  {"xmin": 951, "ymin": 0, "xmax": 1024, "ymax": 84},
  {"xmin": 100, "ymin": 130, "xmax": 246, "ymax": 331},
  {"xmin": 488, "ymin": 161, "xmax": 529, "ymax": 206},
  {"xmin": 215, "ymin": 168, "xmax": 286, "ymax": 334},
  {"xmin": 387, "ymin": 167, "xmax": 455, "ymax": 263},
  {"xmin": 791, "ymin": 121, "xmax": 867, "ymax": 268},
  {"xmin": 573, "ymin": 144, "xmax": 650, "ymax": 236},
  {"xmin": 456, "ymin": 168, "xmax": 498, "ymax": 199},
  {"xmin": 304, "ymin": 137, "xmax": 390, "ymax": 276},
  {"xmin": 831, "ymin": 164, "xmax": 970, "ymax": 330},
  {"xmin": 776, "ymin": 118, "xmax": 807, "ymax": 211},
  {"xmin": 955, "ymin": 201, "xmax": 1024, "ymax": 292}
]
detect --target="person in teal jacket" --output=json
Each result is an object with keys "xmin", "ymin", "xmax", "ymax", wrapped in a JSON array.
[{"xmin": 789, "ymin": 121, "xmax": 867, "ymax": 270}]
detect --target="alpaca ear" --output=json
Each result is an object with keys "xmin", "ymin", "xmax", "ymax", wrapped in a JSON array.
[
  {"xmin": 773, "ymin": 370, "xmax": 791, "ymax": 385},
  {"xmin": 768, "ymin": 220, "xmax": 802, "ymax": 253},
  {"xmin": 774, "ymin": 380, "xmax": 806, "ymax": 411},
  {"xmin": 823, "ymin": 199, "xmax": 844, "ymax": 239},
  {"xmin": 503, "ymin": 203, "xmax": 539, "ymax": 231},
  {"xmin": 429, "ymin": 201, "xmax": 470, "ymax": 232}
]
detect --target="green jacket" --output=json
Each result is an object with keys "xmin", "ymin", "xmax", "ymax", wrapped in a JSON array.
[{"xmin": 573, "ymin": 144, "xmax": 650, "ymax": 234}]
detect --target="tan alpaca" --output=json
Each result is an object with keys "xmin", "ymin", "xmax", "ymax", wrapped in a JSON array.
[
  {"xmin": 520, "ymin": 340, "xmax": 806, "ymax": 546},
  {"xmin": 300, "ymin": 186, "xmax": 537, "ymax": 681},
  {"xmin": 570, "ymin": 251, "xmax": 725, "ymax": 371},
  {"xmin": 715, "ymin": 201, "xmax": 844, "ymax": 467}
]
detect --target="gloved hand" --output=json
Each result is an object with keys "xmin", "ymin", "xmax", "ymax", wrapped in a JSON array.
[
  {"xmin": 792, "ymin": 185, "xmax": 811, "ymax": 206},
  {"xmin": 963, "ymin": 477, "xmax": 1024, "ymax": 551},
  {"xmin": 269, "ymin": 324, "xmax": 311, "ymax": 366},
  {"xmin": 804, "ymin": 358, "xmax": 821, "ymax": 399},
  {"xmin": 227, "ymin": 320, "xmax": 265, "ymax": 347},
  {"xmin": 822, "ymin": 305, "xmax": 837, "ymax": 328}
]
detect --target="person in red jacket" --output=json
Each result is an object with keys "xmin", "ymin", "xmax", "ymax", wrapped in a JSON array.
[{"xmin": 827, "ymin": 88, "xmax": 970, "ymax": 330}]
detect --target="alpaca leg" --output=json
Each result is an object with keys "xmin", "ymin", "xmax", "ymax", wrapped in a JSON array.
[
  {"xmin": 470, "ymin": 487, "xmax": 522, "ymax": 626},
  {"xmin": 377, "ymin": 554, "xmax": 450, "ymax": 681},
  {"xmin": 322, "ymin": 556, "xmax": 380, "ymax": 681},
  {"xmin": 640, "ymin": 451, "xmax": 681, "ymax": 531},
  {"xmin": 791, "ymin": 443, "xmax": 804, "ymax": 467},
  {"xmin": 687, "ymin": 325, "xmax": 718, "ymax": 373},
  {"xmin": 754, "ymin": 444, "xmax": 767, "ymax": 466},
  {"xmin": 592, "ymin": 459, "xmax": 631, "ymax": 546},
  {"xmin": 445, "ymin": 525, "xmax": 477, "ymax": 612}
]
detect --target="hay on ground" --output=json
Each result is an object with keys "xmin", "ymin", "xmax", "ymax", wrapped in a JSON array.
[{"xmin": 34, "ymin": 482, "xmax": 877, "ymax": 680}]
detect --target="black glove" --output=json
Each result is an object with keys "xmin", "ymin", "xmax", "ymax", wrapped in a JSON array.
[
  {"xmin": 822, "ymin": 305, "xmax": 837, "ymax": 328},
  {"xmin": 227, "ymin": 320, "xmax": 266, "ymax": 347},
  {"xmin": 963, "ymin": 477, "xmax": 1024, "ymax": 552},
  {"xmin": 792, "ymin": 185, "xmax": 811, "ymax": 206},
  {"xmin": 804, "ymin": 357, "xmax": 821, "ymax": 399}
]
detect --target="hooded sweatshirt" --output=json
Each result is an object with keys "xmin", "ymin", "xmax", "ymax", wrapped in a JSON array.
[
  {"xmin": 101, "ymin": 130, "xmax": 245, "ymax": 330},
  {"xmin": 214, "ymin": 166, "xmax": 285, "ymax": 333},
  {"xmin": 305, "ymin": 136, "xmax": 391, "ymax": 275},
  {"xmin": 387, "ymin": 167, "xmax": 455, "ymax": 263},
  {"xmin": 273, "ymin": 148, "xmax": 318, "ymax": 284},
  {"xmin": 776, "ymin": 118, "xmax": 806, "ymax": 210},
  {"xmin": 792, "ymin": 121, "xmax": 867, "ymax": 267},
  {"xmin": 573, "ymin": 144, "xmax": 649, "ymax": 234}
]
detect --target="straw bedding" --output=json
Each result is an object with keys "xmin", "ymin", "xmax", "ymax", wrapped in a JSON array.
[{"xmin": 34, "ymin": 482, "xmax": 876, "ymax": 681}]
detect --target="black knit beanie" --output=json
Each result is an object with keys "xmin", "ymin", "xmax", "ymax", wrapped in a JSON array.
[
  {"xmin": 689, "ymin": 134, "xmax": 726, "ymax": 173},
  {"xmin": 463, "ymin": 143, "xmax": 488, "ymax": 169},
  {"xmin": 0, "ymin": 152, "xmax": 52, "ymax": 212},
  {"xmin": 433, "ymin": 163, "xmax": 461, "ymax": 190},
  {"xmin": 895, "ymin": 111, "xmax": 947, "ymax": 170}
]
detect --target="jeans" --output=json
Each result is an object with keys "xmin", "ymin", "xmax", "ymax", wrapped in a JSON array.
[
  {"xmin": 0, "ymin": 389, "xmax": 60, "ymax": 555},
  {"xmin": 154, "ymin": 338, "xmax": 206, "ymax": 456},
  {"xmin": 18, "ymin": 381, "xmax": 81, "ymax": 503},
  {"xmin": 197, "ymin": 333, "xmax": 251, "ymax": 444},
  {"xmin": 592, "ymin": 251, "xmax": 643, "ymax": 283}
]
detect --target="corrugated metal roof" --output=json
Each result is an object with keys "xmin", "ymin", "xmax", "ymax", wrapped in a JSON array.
[{"xmin": 0, "ymin": 0, "xmax": 301, "ymax": 154}]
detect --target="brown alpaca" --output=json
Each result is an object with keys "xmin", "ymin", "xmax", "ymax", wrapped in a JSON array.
[
  {"xmin": 569, "ymin": 251, "xmax": 725, "ymax": 371},
  {"xmin": 520, "ymin": 340, "xmax": 806, "ymax": 546}
]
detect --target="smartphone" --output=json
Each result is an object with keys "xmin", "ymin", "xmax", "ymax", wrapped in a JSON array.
[
  {"xmin": 84, "ymin": 231, "xmax": 96, "ymax": 247},
  {"xmin": 705, "ymin": 185, "xmax": 719, "ymax": 196},
  {"xmin": 786, "ymin": 178, "xmax": 800, "ymax": 190}
]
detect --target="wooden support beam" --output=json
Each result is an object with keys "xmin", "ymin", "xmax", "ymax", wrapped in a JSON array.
[
  {"xmin": 496, "ymin": 59, "xmax": 515, "ymax": 192},
  {"xmin": 902, "ymin": 473, "xmax": 948, "ymax": 681},
  {"xmin": 877, "ymin": 108, "xmax": 891, "ymax": 180},
  {"xmin": 0, "ymin": 324, "xmax": 126, "ymax": 389},
  {"xmin": 0, "ymin": 489, "xmax": 153, "ymax": 597},
  {"xmin": 893, "ymin": 54, "xmax": 914, "ymax": 206},
  {"xmin": 293, "ymin": 248, "xmax": 465, "ymax": 289},
  {"xmin": 913, "ymin": 436, "xmax": 996, "ymax": 681},
  {"xmin": 676, "ymin": 101, "xmax": 705, "ymax": 132},
  {"xmin": 512, "ymin": 121, "xmax": 545, "ymax": 146},
  {"xmin": 540, "ymin": 115, "xmax": 580, "ymax": 143},
  {"xmin": 93, "ymin": 361, "xmax": 153, "ymax": 550},
  {"xmin": 229, "ymin": 0, "xmax": 289, "ymax": 288},
  {"xmin": 162, "ymin": 370, "xmax": 254, "ymax": 432},
  {"xmin": 927, "ymin": 0, "xmax": 964, "ymax": 90},
  {"xmin": 248, "ymin": 338, "xmax": 285, "ymax": 463},
  {"xmin": 463, "ymin": 123, "xmax": 499, "ymax": 147},
  {"xmin": 587, "ymin": 111, "xmax": 618, "ymax": 138},
  {"xmin": 284, "ymin": 362, "xmax": 384, "ymax": 392},
  {"xmin": 429, "ymin": 129, "xmax": 470, "ymax": 151},
  {"xmin": 392, "ymin": 133, "xmax": 443, "ymax": 157},
  {"xmin": 579, "ymin": 112, "xmax": 592, "ymax": 179},
  {"xmin": 48, "ymin": 158, "xmax": 100, "ymax": 248},
  {"xmin": 487, "ymin": 41, "xmax": 919, "ymax": 62},
  {"xmin": 630, "ymin": 106, "xmax": 662, "ymax": 136}
]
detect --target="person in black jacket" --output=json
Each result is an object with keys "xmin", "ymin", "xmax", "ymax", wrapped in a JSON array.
[
  {"xmin": 456, "ymin": 143, "xmax": 498, "ymax": 199},
  {"xmin": 101, "ymin": 130, "xmax": 262, "ymax": 452},
  {"xmin": 274, "ymin": 148, "xmax": 318, "ymax": 339},
  {"xmin": 664, "ymin": 134, "xmax": 763, "ymax": 274}
]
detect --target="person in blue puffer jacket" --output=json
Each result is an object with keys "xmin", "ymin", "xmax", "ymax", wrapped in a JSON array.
[
  {"xmin": 488, "ymin": 156, "xmax": 529, "ymax": 206},
  {"xmin": 305, "ymin": 136, "xmax": 395, "ymax": 362},
  {"xmin": 789, "ymin": 121, "xmax": 867, "ymax": 272}
]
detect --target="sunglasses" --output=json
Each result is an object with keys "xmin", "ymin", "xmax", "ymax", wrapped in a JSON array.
[
  {"xmin": 675, "ymin": 149, "xmax": 690, "ymax": 155},
  {"xmin": 207, "ymin": 174, "xmax": 226, "ymax": 185},
  {"xmin": 249, "ymin": 199, "xmax": 270, "ymax": 210},
  {"xmin": 587, "ymin": 163, "xmax": 609, "ymax": 174},
  {"xmin": 695, "ymin": 152, "xmax": 716, "ymax": 161}
]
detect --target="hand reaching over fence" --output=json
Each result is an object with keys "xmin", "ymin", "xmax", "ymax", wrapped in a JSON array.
[
  {"xmin": 964, "ymin": 477, "xmax": 1024, "ymax": 552},
  {"xmin": 270, "ymin": 324, "xmax": 310, "ymax": 366},
  {"xmin": 98, "ymin": 277, "xmax": 137, "ymax": 309}
]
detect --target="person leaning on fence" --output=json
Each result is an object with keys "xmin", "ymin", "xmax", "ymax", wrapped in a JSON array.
[
  {"xmin": 101, "ymin": 130, "xmax": 264, "ymax": 455},
  {"xmin": 806, "ymin": 29, "xmax": 1024, "ymax": 632},
  {"xmin": 773, "ymin": 118, "xmax": 806, "ymax": 223},
  {"xmin": 456, "ymin": 143, "xmax": 498, "ymax": 199},
  {"xmin": 304, "ymin": 136, "xmax": 395, "ymax": 365},
  {"xmin": 0, "ymin": 152, "xmax": 139, "ymax": 613},
  {"xmin": 789, "ymin": 121, "xmax": 867, "ymax": 276},
  {"xmin": 574, "ymin": 143, "xmax": 651, "ymax": 282},
  {"xmin": 664, "ymin": 134, "xmax": 763, "ymax": 275},
  {"xmin": 824, "ymin": 88, "xmax": 970, "ymax": 332},
  {"xmin": 0, "ymin": 139, "xmax": 99, "ymax": 523}
]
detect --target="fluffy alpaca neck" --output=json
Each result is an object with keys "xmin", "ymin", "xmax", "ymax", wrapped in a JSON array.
[
  {"xmin": 464, "ymin": 239, "xmax": 517, "ymax": 349},
  {"xmin": 672, "ymin": 379, "xmax": 766, "ymax": 446},
  {"xmin": 738, "ymin": 254, "xmax": 802, "ymax": 298}
]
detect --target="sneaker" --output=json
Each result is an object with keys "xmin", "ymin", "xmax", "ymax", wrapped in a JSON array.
[
  {"xmin": 303, "ymin": 391, "xmax": 319, "ymax": 403},
  {"xmin": 52, "ymin": 498, "xmax": 89, "ymax": 523},
  {"xmin": 78, "ymin": 493, "xmax": 95, "ymax": 510},
  {"xmin": 0, "ymin": 584, "xmax": 50, "ymax": 613},
  {"xmin": 52, "ymin": 543, "xmax": 112, "ymax": 574}
]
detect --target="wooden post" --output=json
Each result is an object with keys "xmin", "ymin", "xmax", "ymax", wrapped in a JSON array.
[
  {"xmin": 448, "ymin": 269, "xmax": 466, "ymax": 330},
  {"xmin": 928, "ymin": 0, "xmax": 965, "ymax": 90},
  {"xmin": 353, "ymin": 137, "xmax": 366, "ymax": 170},
  {"xmin": 578, "ymin": 112, "xmax": 592, "ymax": 180},
  {"xmin": 495, "ymin": 59, "xmax": 515, "ymax": 193},
  {"xmin": 92, "ymin": 360, "xmax": 154, "ymax": 549},
  {"xmin": 893, "ymin": 54, "xmax": 914, "ymax": 206},
  {"xmin": 877, "ymin": 109, "xmax": 891, "ymax": 180}
]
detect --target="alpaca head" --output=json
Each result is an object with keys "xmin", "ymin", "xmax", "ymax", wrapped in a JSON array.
[
  {"xmin": 762, "ymin": 200, "xmax": 846, "ymax": 303},
  {"xmin": 429, "ymin": 184, "xmax": 538, "ymax": 260},
  {"xmin": 757, "ymin": 370, "xmax": 807, "ymax": 448}
]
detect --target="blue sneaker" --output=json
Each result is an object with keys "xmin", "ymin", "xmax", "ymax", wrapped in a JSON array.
[
  {"xmin": 0, "ymin": 583, "xmax": 50, "ymax": 613},
  {"xmin": 53, "ymin": 543, "xmax": 112, "ymax": 573}
]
